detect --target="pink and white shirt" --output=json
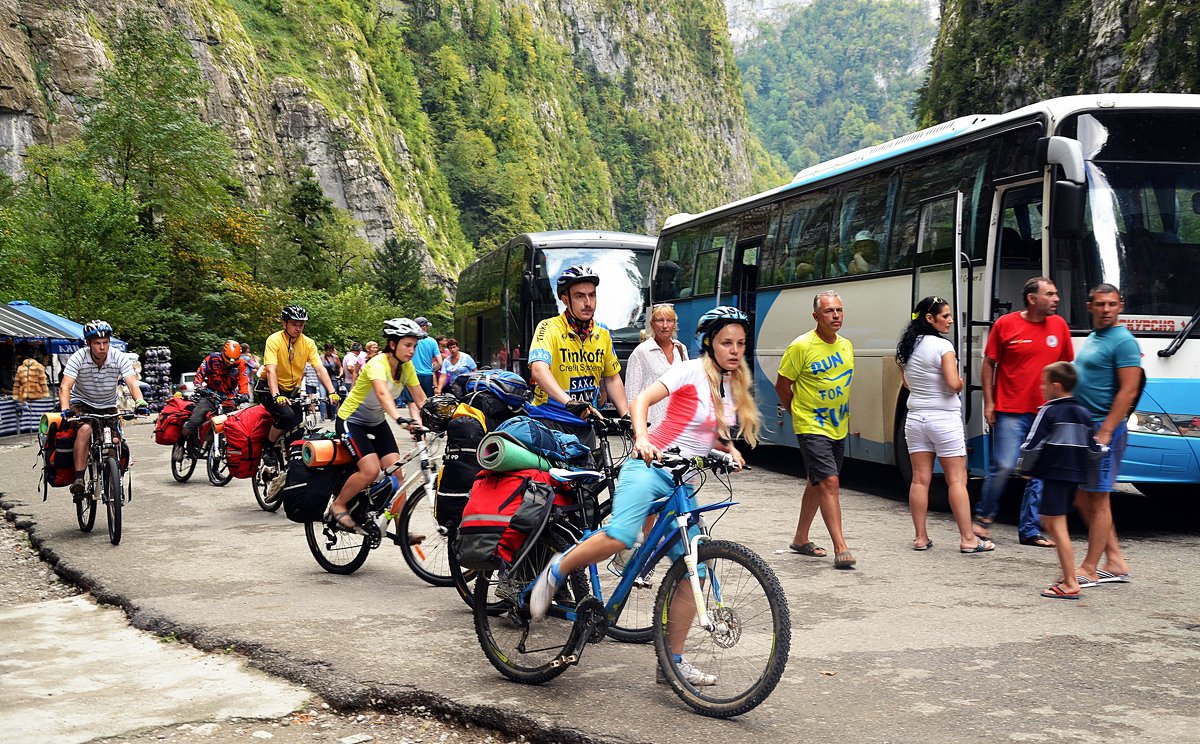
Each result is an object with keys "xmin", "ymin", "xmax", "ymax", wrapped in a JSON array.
[{"xmin": 649, "ymin": 359, "xmax": 735, "ymax": 458}]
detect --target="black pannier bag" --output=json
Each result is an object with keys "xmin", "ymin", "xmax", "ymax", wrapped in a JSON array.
[{"xmin": 282, "ymin": 459, "xmax": 354, "ymax": 524}]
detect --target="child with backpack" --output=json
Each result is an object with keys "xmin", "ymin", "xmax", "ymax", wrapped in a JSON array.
[{"xmin": 1017, "ymin": 361, "xmax": 1101, "ymax": 600}]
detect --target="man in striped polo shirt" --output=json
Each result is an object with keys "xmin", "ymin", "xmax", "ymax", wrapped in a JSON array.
[{"xmin": 58, "ymin": 320, "xmax": 147, "ymax": 495}]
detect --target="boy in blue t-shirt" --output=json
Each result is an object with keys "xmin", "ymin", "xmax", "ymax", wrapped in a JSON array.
[{"xmin": 1018, "ymin": 362, "xmax": 1101, "ymax": 600}]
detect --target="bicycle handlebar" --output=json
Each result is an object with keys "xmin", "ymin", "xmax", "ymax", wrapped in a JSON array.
[
  {"xmin": 653, "ymin": 448, "xmax": 749, "ymax": 475},
  {"xmin": 588, "ymin": 414, "xmax": 633, "ymax": 436}
]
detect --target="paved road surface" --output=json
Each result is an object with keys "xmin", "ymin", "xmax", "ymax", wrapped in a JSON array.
[{"xmin": 2, "ymin": 424, "xmax": 1198, "ymax": 742}]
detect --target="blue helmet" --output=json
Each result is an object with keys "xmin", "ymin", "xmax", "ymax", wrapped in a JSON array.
[
  {"xmin": 696, "ymin": 306, "xmax": 749, "ymax": 350},
  {"xmin": 83, "ymin": 320, "xmax": 113, "ymax": 340}
]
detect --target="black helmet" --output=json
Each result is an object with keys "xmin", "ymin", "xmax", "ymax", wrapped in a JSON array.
[
  {"xmin": 83, "ymin": 320, "xmax": 113, "ymax": 340},
  {"xmin": 419, "ymin": 393, "xmax": 459, "ymax": 433},
  {"xmin": 556, "ymin": 265, "xmax": 600, "ymax": 297},
  {"xmin": 281, "ymin": 305, "xmax": 309, "ymax": 322},
  {"xmin": 696, "ymin": 306, "xmax": 750, "ymax": 350}
]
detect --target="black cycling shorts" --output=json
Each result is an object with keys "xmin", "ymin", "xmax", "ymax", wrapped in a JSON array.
[{"xmin": 255, "ymin": 379, "xmax": 299, "ymax": 433}]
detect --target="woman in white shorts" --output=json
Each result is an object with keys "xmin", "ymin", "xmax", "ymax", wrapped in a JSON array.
[{"xmin": 896, "ymin": 297, "xmax": 993, "ymax": 553}]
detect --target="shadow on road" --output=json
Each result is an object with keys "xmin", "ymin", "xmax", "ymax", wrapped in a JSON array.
[{"xmin": 747, "ymin": 444, "xmax": 1200, "ymax": 538}]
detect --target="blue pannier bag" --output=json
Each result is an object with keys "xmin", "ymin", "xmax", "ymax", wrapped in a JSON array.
[{"xmin": 492, "ymin": 415, "xmax": 591, "ymax": 464}]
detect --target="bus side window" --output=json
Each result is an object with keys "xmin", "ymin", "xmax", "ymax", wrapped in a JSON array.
[{"xmin": 837, "ymin": 173, "xmax": 889, "ymax": 276}]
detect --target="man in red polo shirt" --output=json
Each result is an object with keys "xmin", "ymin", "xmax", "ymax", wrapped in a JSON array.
[{"xmin": 975, "ymin": 276, "xmax": 1073, "ymax": 547}]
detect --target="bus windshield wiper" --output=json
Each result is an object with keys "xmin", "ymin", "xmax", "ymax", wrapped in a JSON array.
[{"xmin": 1158, "ymin": 304, "xmax": 1200, "ymax": 357}]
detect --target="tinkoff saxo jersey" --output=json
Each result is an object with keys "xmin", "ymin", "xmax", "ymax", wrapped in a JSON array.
[{"xmin": 527, "ymin": 314, "xmax": 620, "ymax": 423}]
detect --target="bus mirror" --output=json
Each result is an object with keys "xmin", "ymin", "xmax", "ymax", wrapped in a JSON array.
[
  {"xmin": 1037, "ymin": 136, "xmax": 1086, "ymax": 184},
  {"xmin": 1051, "ymin": 180, "xmax": 1086, "ymax": 240},
  {"xmin": 521, "ymin": 272, "xmax": 534, "ymax": 303}
]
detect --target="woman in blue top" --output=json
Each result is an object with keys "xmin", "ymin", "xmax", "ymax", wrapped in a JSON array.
[{"xmin": 437, "ymin": 337, "xmax": 476, "ymax": 392}]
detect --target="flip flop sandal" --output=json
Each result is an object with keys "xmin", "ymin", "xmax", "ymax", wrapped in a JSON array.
[
  {"xmin": 1096, "ymin": 569, "xmax": 1132, "ymax": 583},
  {"xmin": 1040, "ymin": 583, "xmax": 1081, "ymax": 600},
  {"xmin": 961, "ymin": 538, "xmax": 995, "ymax": 553},
  {"xmin": 913, "ymin": 540, "xmax": 933, "ymax": 551},
  {"xmin": 833, "ymin": 550, "xmax": 856, "ymax": 569},
  {"xmin": 789, "ymin": 541, "xmax": 827, "ymax": 557}
]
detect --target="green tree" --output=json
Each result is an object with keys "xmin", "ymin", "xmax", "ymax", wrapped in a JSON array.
[
  {"xmin": 83, "ymin": 11, "xmax": 235, "ymax": 229},
  {"xmin": 261, "ymin": 170, "xmax": 371, "ymax": 290},
  {"xmin": 369, "ymin": 236, "xmax": 447, "ymax": 320}
]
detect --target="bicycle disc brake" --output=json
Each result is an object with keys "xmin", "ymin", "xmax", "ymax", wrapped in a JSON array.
[{"xmin": 710, "ymin": 606, "xmax": 741, "ymax": 649}]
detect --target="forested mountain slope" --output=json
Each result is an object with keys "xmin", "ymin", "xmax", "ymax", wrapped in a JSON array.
[
  {"xmin": 734, "ymin": 0, "xmax": 937, "ymax": 172},
  {"xmin": 0, "ymin": 0, "xmax": 782, "ymax": 275},
  {"xmin": 916, "ymin": 0, "xmax": 1198, "ymax": 123}
]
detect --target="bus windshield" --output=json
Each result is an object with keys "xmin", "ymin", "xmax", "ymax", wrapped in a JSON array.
[
  {"xmin": 537, "ymin": 248, "xmax": 651, "ymax": 344},
  {"xmin": 1058, "ymin": 111, "xmax": 1200, "ymax": 329}
]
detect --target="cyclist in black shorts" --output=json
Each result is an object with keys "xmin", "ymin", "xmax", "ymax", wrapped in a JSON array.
[{"xmin": 329, "ymin": 318, "xmax": 427, "ymax": 531}]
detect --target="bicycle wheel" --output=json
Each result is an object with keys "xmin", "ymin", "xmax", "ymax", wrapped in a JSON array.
[
  {"xmin": 75, "ymin": 460, "xmax": 97, "ymax": 533},
  {"xmin": 473, "ymin": 530, "xmax": 587, "ymax": 685},
  {"xmin": 652, "ymin": 540, "xmax": 790, "ymax": 718},
  {"xmin": 253, "ymin": 466, "xmax": 284, "ymax": 512},
  {"xmin": 448, "ymin": 527, "xmax": 508, "ymax": 613},
  {"xmin": 206, "ymin": 432, "xmax": 233, "ymax": 487},
  {"xmin": 104, "ymin": 457, "xmax": 123, "ymax": 546},
  {"xmin": 304, "ymin": 518, "xmax": 372, "ymax": 574},
  {"xmin": 396, "ymin": 486, "xmax": 452, "ymax": 586},
  {"xmin": 170, "ymin": 440, "xmax": 196, "ymax": 482}
]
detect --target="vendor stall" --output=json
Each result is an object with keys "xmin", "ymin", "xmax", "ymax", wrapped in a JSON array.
[{"xmin": 0, "ymin": 305, "xmax": 70, "ymax": 435}]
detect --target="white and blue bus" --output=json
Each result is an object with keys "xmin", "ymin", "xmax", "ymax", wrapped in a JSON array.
[{"xmin": 651, "ymin": 94, "xmax": 1200, "ymax": 497}]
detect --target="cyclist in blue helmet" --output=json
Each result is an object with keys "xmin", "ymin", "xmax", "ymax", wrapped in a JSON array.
[
  {"xmin": 58, "ymin": 320, "xmax": 147, "ymax": 495},
  {"xmin": 529, "ymin": 305, "xmax": 761, "ymax": 686}
]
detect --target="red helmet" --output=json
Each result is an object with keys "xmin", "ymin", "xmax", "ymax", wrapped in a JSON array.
[{"xmin": 222, "ymin": 340, "xmax": 241, "ymax": 361}]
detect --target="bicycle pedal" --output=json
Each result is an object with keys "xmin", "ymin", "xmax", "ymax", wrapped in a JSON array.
[{"xmin": 550, "ymin": 654, "xmax": 578, "ymax": 668}]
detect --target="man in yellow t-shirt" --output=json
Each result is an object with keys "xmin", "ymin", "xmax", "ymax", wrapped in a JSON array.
[
  {"xmin": 258, "ymin": 305, "xmax": 340, "ymax": 460},
  {"xmin": 774, "ymin": 290, "xmax": 856, "ymax": 569}
]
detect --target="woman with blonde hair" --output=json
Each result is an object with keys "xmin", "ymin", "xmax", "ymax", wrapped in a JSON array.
[
  {"xmin": 529, "ymin": 306, "xmax": 759, "ymax": 686},
  {"xmin": 625, "ymin": 303, "xmax": 688, "ymax": 426}
]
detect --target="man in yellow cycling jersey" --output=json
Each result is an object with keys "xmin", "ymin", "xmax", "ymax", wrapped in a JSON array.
[
  {"xmin": 528, "ymin": 265, "xmax": 629, "ymax": 453},
  {"xmin": 257, "ymin": 305, "xmax": 340, "ymax": 463}
]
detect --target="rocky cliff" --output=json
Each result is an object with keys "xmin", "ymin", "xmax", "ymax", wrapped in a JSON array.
[
  {"xmin": 916, "ymin": 0, "xmax": 1198, "ymax": 123},
  {"xmin": 0, "ymin": 0, "xmax": 778, "ymax": 281}
]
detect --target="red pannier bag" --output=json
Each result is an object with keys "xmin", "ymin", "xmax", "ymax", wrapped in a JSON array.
[
  {"xmin": 454, "ymin": 468, "xmax": 573, "ymax": 571},
  {"xmin": 223, "ymin": 404, "xmax": 275, "ymax": 479},
  {"xmin": 154, "ymin": 395, "xmax": 193, "ymax": 446},
  {"xmin": 41, "ymin": 419, "xmax": 78, "ymax": 489}
]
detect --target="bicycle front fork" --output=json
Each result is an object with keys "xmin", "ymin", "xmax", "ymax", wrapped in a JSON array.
[{"xmin": 675, "ymin": 514, "xmax": 715, "ymax": 631}]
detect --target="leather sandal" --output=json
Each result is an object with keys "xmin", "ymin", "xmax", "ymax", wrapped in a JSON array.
[{"xmin": 331, "ymin": 511, "xmax": 357, "ymax": 531}]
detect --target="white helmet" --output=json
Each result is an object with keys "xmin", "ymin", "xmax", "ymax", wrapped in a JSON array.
[{"xmin": 382, "ymin": 317, "xmax": 426, "ymax": 340}]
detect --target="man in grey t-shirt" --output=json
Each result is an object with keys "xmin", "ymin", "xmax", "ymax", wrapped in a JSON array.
[{"xmin": 59, "ymin": 320, "xmax": 146, "ymax": 495}]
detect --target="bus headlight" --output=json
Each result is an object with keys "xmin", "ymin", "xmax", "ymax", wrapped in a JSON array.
[{"xmin": 1128, "ymin": 411, "xmax": 1182, "ymax": 435}]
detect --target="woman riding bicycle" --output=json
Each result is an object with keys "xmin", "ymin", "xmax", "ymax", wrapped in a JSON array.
[
  {"xmin": 529, "ymin": 306, "xmax": 761, "ymax": 686},
  {"xmin": 329, "ymin": 318, "xmax": 428, "ymax": 531}
]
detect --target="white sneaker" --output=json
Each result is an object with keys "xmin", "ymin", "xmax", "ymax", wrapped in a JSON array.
[
  {"xmin": 657, "ymin": 659, "xmax": 717, "ymax": 686},
  {"xmin": 528, "ymin": 555, "xmax": 562, "ymax": 622}
]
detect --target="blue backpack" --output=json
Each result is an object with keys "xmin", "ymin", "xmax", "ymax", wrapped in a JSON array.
[{"xmin": 492, "ymin": 415, "xmax": 591, "ymax": 464}]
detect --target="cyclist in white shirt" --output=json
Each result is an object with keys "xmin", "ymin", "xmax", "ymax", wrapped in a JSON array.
[{"xmin": 58, "ymin": 320, "xmax": 146, "ymax": 495}]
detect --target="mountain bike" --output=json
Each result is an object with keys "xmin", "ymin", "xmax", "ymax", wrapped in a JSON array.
[
  {"xmin": 305, "ymin": 420, "xmax": 451, "ymax": 583},
  {"xmin": 72, "ymin": 412, "xmax": 143, "ymax": 546},
  {"xmin": 472, "ymin": 450, "xmax": 790, "ymax": 718},
  {"xmin": 169, "ymin": 389, "xmax": 241, "ymax": 486}
]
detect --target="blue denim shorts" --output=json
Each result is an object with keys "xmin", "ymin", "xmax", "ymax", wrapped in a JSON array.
[
  {"xmin": 1083, "ymin": 421, "xmax": 1127, "ymax": 493},
  {"xmin": 604, "ymin": 458, "xmax": 698, "ymax": 562}
]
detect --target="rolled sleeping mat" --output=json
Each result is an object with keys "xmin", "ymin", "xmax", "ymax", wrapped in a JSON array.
[
  {"xmin": 477, "ymin": 432, "xmax": 551, "ymax": 472},
  {"xmin": 302, "ymin": 438, "xmax": 354, "ymax": 467},
  {"xmin": 40, "ymin": 411, "xmax": 63, "ymax": 435}
]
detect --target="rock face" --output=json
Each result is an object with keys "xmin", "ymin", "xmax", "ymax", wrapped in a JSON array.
[
  {"xmin": 723, "ymin": 0, "xmax": 939, "ymax": 51},
  {"xmin": 917, "ymin": 0, "xmax": 1198, "ymax": 123},
  {"xmin": 0, "ymin": 0, "xmax": 768, "ymax": 281}
]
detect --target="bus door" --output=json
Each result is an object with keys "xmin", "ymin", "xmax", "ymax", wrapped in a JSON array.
[
  {"xmin": 912, "ymin": 191, "xmax": 967, "ymax": 402},
  {"xmin": 731, "ymin": 240, "xmax": 761, "ymax": 372}
]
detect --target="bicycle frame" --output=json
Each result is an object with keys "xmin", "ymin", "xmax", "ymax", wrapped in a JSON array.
[{"xmin": 571, "ymin": 480, "xmax": 736, "ymax": 631}]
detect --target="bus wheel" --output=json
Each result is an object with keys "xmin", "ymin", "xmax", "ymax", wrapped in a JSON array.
[{"xmin": 893, "ymin": 415, "xmax": 913, "ymax": 489}]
